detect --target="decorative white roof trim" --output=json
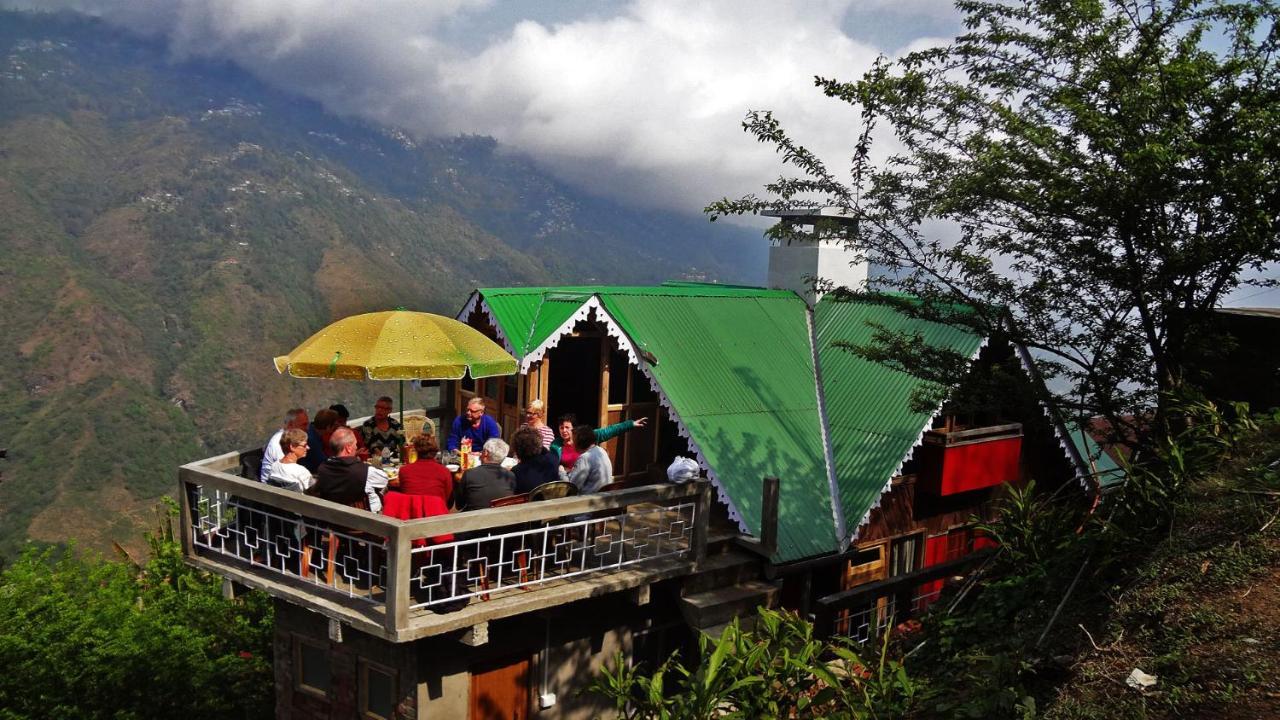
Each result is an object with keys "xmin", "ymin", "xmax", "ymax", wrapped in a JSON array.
[
  {"xmin": 844, "ymin": 335, "xmax": 991, "ymax": 548},
  {"xmin": 573, "ymin": 296, "xmax": 752, "ymax": 535},
  {"xmin": 1013, "ymin": 343, "xmax": 1095, "ymax": 491},
  {"xmin": 456, "ymin": 291, "xmax": 481, "ymax": 325},
  {"xmin": 518, "ymin": 297, "xmax": 597, "ymax": 373},
  {"xmin": 466, "ymin": 297, "xmax": 523, "ymax": 362},
  {"xmin": 807, "ymin": 306, "xmax": 847, "ymax": 550}
]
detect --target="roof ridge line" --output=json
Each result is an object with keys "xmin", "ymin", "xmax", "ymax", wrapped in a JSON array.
[{"xmin": 809, "ymin": 305, "xmax": 847, "ymax": 550}]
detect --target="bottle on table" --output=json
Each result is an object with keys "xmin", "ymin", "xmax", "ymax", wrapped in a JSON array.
[{"xmin": 460, "ymin": 437, "xmax": 472, "ymax": 469}]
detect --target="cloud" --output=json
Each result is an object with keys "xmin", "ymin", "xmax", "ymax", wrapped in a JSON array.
[{"xmin": 5, "ymin": 0, "xmax": 959, "ymax": 212}]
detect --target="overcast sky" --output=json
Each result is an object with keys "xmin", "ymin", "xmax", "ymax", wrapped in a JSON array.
[{"xmin": 4, "ymin": 0, "xmax": 962, "ymax": 214}]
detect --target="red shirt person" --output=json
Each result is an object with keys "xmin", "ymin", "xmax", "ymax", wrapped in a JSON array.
[{"xmin": 394, "ymin": 433, "xmax": 452, "ymax": 503}]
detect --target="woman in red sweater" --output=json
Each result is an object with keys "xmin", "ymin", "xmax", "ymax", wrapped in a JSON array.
[{"xmin": 394, "ymin": 434, "xmax": 453, "ymax": 504}]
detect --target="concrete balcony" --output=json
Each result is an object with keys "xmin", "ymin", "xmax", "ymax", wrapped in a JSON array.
[{"xmin": 178, "ymin": 451, "xmax": 711, "ymax": 644}]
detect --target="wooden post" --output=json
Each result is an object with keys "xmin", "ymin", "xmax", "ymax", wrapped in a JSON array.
[
  {"xmin": 691, "ymin": 479, "xmax": 711, "ymax": 566},
  {"xmin": 760, "ymin": 477, "xmax": 780, "ymax": 558},
  {"xmin": 384, "ymin": 524, "xmax": 412, "ymax": 638}
]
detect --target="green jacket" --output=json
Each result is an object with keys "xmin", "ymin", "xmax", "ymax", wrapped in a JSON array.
[{"xmin": 549, "ymin": 420, "xmax": 637, "ymax": 464}]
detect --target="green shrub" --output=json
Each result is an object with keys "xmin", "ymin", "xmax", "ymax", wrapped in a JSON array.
[
  {"xmin": 589, "ymin": 607, "xmax": 918, "ymax": 719},
  {"xmin": 0, "ymin": 502, "xmax": 273, "ymax": 719}
]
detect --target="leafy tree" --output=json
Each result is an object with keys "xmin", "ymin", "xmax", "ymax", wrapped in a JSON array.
[
  {"xmin": 0, "ymin": 503, "xmax": 274, "ymax": 719},
  {"xmin": 709, "ymin": 0, "xmax": 1280, "ymax": 446}
]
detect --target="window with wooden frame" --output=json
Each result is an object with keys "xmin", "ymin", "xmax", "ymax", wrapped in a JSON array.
[
  {"xmin": 889, "ymin": 533, "xmax": 923, "ymax": 577},
  {"xmin": 293, "ymin": 636, "xmax": 331, "ymax": 699},
  {"xmin": 359, "ymin": 659, "xmax": 397, "ymax": 720}
]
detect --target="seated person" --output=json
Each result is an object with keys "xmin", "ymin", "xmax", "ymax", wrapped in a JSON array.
[
  {"xmin": 360, "ymin": 396, "xmax": 405, "ymax": 458},
  {"xmin": 447, "ymin": 397, "xmax": 502, "ymax": 451},
  {"xmin": 260, "ymin": 408, "xmax": 308, "ymax": 481},
  {"xmin": 454, "ymin": 438, "xmax": 517, "ymax": 511},
  {"xmin": 266, "ymin": 428, "xmax": 314, "ymax": 492},
  {"xmin": 309, "ymin": 427, "xmax": 389, "ymax": 512},
  {"xmin": 551, "ymin": 413, "xmax": 647, "ymax": 471},
  {"xmin": 518, "ymin": 399, "xmax": 555, "ymax": 448},
  {"xmin": 395, "ymin": 434, "xmax": 452, "ymax": 503},
  {"xmin": 329, "ymin": 403, "xmax": 367, "ymax": 454},
  {"xmin": 568, "ymin": 425, "xmax": 613, "ymax": 494},
  {"xmin": 300, "ymin": 408, "xmax": 339, "ymax": 473},
  {"xmin": 511, "ymin": 426, "xmax": 565, "ymax": 494}
]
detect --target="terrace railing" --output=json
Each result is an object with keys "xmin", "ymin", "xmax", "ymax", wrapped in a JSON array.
[
  {"xmin": 811, "ymin": 549, "xmax": 995, "ymax": 643},
  {"xmin": 179, "ymin": 450, "xmax": 710, "ymax": 642}
]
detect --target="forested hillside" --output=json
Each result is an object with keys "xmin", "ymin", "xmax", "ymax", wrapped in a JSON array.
[{"xmin": 0, "ymin": 11, "xmax": 763, "ymax": 559}]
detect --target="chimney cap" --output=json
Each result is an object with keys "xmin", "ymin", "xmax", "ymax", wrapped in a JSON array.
[{"xmin": 760, "ymin": 206, "xmax": 857, "ymax": 226}]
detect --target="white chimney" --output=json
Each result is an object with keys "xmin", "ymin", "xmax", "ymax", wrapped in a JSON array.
[{"xmin": 762, "ymin": 207, "xmax": 889, "ymax": 305}]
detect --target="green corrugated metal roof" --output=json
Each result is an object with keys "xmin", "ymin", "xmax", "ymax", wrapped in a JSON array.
[
  {"xmin": 600, "ymin": 292, "xmax": 837, "ymax": 562},
  {"xmin": 469, "ymin": 284, "xmax": 1097, "ymax": 562},
  {"xmin": 1063, "ymin": 422, "xmax": 1126, "ymax": 490},
  {"xmin": 814, "ymin": 295, "xmax": 985, "ymax": 542},
  {"xmin": 476, "ymin": 283, "xmax": 800, "ymax": 359}
]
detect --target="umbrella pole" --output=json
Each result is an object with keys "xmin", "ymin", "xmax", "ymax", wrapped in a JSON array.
[{"xmin": 399, "ymin": 379, "xmax": 405, "ymax": 429}]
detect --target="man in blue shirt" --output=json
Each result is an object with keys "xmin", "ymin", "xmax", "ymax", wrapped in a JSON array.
[{"xmin": 447, "ymin": 397, "xmax": 502, "ymax": 451}]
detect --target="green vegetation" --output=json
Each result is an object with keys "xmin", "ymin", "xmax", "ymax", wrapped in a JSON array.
[
  {"xmin": 708, "ymin": 0, "xmax": 1280, "ymax": 455},
  {"xmin": 0, "ymin": 503, "xmax": 274, "ymax": 719},
  {"xmin": 592, "ymin": 407, "xmax": 1280, "ymax": 718},
  {"xmin": 0, "ymin": 10, "xmax": 763, "ymax": 560},
  {"xmin": 590, "ymin": 607, "xmax": 919, "ymax": 719}
]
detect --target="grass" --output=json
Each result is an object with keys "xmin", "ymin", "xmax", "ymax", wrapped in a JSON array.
[{"xmin": 1039, "ymin": 424, "xmax": 1280, "ymax": 719}]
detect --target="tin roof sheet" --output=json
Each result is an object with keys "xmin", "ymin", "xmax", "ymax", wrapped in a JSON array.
[
  {"xmin": 601, "ymin": 292, "xmax": 838, "ymax": 562},
  {"xmin": 813, "ymin": 296, "xmax": 985, "ymax": 541}
]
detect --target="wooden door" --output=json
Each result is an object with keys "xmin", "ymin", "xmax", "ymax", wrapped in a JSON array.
[
  {"xmin": 470, "ymin": 657, "xmax": 529, "ymax": 720},
  {"xmin": 601, "ymin": 350, "xmax": 660, "ymax": 482}
]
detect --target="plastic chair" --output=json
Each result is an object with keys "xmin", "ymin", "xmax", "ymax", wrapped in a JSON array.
[
  {"xmin": 489, "ymin": 493, "xmax": 530, "ymax": 508},
  {"xmin": 597, "ymin": 480, "xmax": 629, "ymax": 493},
  {"xmin": 528, "ymin": 481, "xmax": 579, "ymax": 502},
  {"xmin": 402, "ymin": 415, "xmax": 436, "ymax": 443}
]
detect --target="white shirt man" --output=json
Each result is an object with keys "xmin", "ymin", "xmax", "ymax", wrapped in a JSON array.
[{"xmin": 260, "ymin": 408, "xmax": 308, "ymax": 481}]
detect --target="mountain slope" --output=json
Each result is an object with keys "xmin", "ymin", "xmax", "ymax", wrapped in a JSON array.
[{"xmin": 0, "ymin": 11, "xmax": 765, "ymax": 559}]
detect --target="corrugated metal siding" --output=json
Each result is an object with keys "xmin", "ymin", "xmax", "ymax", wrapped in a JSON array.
[
  {"xmin": 814, "ymin": 297, "xmax": 985, "ymax": 542},
  {"xmin": 603, "ymin": 293, "xmax": 839, "ymax": 562}
]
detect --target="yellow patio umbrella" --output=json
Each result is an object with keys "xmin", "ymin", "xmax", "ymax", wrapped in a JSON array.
[{"xmin": 273, "ymin": 310, "xmax": 517, "ymax": 425}]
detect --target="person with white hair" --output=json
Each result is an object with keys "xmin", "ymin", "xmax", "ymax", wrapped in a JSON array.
[
  {"xmin": 259, "ymin": 408, "xmax": 308, "ymax": 481},
  {"xmin": 309, "ymin": 427, "xmax": 389, "ymax": 512},
  {"xmin": 453, "ymin": 438, "xmax": 516, "ymax": 511},
  {"xmin": 446, "ymin": 397, "xmax": 502, "ymax": 452}
]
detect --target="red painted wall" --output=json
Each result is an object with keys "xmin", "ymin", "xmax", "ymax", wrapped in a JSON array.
[{"xmin": 920, "ymin": 436, "xmax": 1022, "ymax": 495}]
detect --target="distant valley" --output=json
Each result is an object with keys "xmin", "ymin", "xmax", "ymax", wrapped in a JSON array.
[{"xmin": 0, "ymin": 11, "xmax": 764, "ymax": 559}]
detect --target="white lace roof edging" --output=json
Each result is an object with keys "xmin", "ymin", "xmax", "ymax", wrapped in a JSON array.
[
  {"xmin": 1013, "ymin": 343, "xmax": 1094, "ymax": 491},
  {"xmin": 517, "ymin": 296, "xmax": 599, "ymax": 373},
  {"xmin": 537, "ymin": 295, "xmax": 752, "ymax": 533},
  {"xmin": 807, "ymin": 305, "xmax": 847, "ymax": 551},
  {"xmin": 844, "ymin": 335, "xmax": 991, "ymax": 548}
]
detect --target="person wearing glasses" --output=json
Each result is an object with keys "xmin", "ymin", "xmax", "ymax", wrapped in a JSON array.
[
  {"xmin": 265, "ymin": 428, "xmax": 314, "ymax": 492},
  {"xmin": 519, "ymin": 399, "xmax": 555, "ymax": 448},
  {"xmin": 360, "ymin": 396, "xmax": 405, "ymax": 458},
  {"xmin": 446, "ymin": 397, "xmax": 502, "ymax": 452}
]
